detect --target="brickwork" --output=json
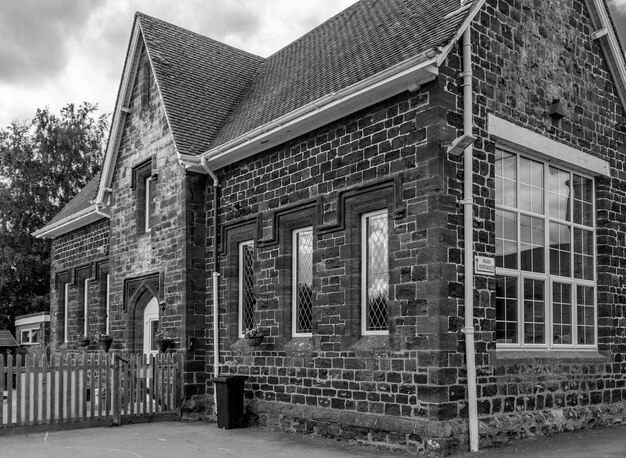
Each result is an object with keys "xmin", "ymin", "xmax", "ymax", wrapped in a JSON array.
[
  {"xmin": 204, "ymin": 0, "xmax": 626, "ymax": 453},
  {"xmin": 445, "ymin": 0, "xmax": 626, "ymax": 446},
  {"xmin": 49, "ymin": 219, "xmax": 109, "ymax": 348},
  {"xmin": 107, "ymin": 46, "xmax": 206, "ymax": 396},
  {"xmin": 207, "ymin": 81, "xmax": 468, "ymax": 453}
]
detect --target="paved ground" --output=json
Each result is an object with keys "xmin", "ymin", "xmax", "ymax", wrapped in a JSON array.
[{"xmin": 0, "ymin": 421, "xmax": 625, "ymax": 457}]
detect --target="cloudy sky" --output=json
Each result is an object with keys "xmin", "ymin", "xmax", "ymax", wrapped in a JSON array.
[{"xmin": 1, "ymin": 0, "xmax": 625, "ymax": 129}]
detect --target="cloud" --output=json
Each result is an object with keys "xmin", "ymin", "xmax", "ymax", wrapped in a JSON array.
[
  {"xmin": 611, "ymin": 0, "xmax": 626, "ymax": 14},
  {"xmin": 0, "ymin": 0, "xmax": 106, "ymax": 84},
  {"xmin": 0, "ymin": 0, "xmax": 357, "ymax": 127}
]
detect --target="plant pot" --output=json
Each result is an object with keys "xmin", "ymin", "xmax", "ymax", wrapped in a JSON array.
[
  {"xmin": 246, "ymin": 336, "xmax": 264, "ymax": 347},
  {"xmin": 99, "ymin": 337, "xmax": 113, "ymax": 353},
  {"xmin": 77, "ymin": 338, "xmax": 90, "ymax": 347},
  {"xmin": 156, "ymin": 338, "xmax": 172, "ymax": 352}
]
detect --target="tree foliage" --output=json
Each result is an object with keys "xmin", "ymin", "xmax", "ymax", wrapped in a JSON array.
[{"xmin": 0, "ymin": 103, "xmax": 109, "ymax": 332}]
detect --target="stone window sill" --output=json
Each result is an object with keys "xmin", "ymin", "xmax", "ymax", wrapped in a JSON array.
[{"xmin": 495, "ymin": 349, "xmax": 607, "ymax": 365}]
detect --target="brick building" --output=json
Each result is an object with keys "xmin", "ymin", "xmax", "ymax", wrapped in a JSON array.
[{"xmin": 34, "ymin": 0, "xmax": 626, "ymax": 454}]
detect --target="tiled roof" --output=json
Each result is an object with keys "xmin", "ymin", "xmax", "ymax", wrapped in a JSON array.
[
  {"xmin": 211, "ymin": 0, "xmax": 471, "ymax": 147},
  {"xmin": 45, "ymin": 172, "xmax": 101, "ymax": 226},
  {"xmin": 0, "ymin": 330, "xmax": 18, "ymax": 348},
  {"xmin": 137, "ymin": 13, "xmax": 265, "ymax": 156}
]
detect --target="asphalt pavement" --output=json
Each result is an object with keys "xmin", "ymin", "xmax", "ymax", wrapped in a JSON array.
[{"xmin": 0, "ymin": 420, "xmax": 625, "ymax": 457}]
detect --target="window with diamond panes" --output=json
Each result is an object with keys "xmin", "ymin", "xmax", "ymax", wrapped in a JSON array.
[
  {"xmin": 362, "ymin": 210, "xmax": 389, "ymax": 334},
  {"xmin": 292, "ymin": 227, "xmax": 313, "ymax": 336},
  {"xmin": 239, "ymin": 241, "xmax": 255, "ymax": 336},
  {"xmin": 495, "ymin": 147, "xmax": 596, "ymax": 349}
]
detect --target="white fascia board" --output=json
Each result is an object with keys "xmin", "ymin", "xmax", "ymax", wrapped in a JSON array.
[
  {"xmin": 32, "ymin": 206, "xmax": 110, "ymax": 239},
  {"xmin": 191, "ymin": 53, "xmax": 439, "ymax": 172},
  {"xmin": 488, "ymin": 114, "xmax": 610, "ymax": 177},
  {"xmin": 15, "ymin": 315, "xmax": 50, "ymax": 327},
  {"xmin": 436, "ymin": 0, "xmax": 488, "ymax": 67},
  {"xmin": 96, "ymin": 22, "xmax": 142, "ymax": 205},
  {"xmin": 585, "ymin": 0, "xmax": 626, "ymax": 112}
]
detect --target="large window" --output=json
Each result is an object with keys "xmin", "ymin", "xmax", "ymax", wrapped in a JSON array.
[
  {"xmin": 83, "ymin": 278, "xmax": 90, "ymax": 338},
  {"xmin": 63, "ymin": 283, "xmax": 69, "ymax": 343},
  {"xmin": 292, "ymin": 227, "xmax": 313, "ymax": 336},
  {"xmin": 239, "ymin": 241, "xmax": 255, "ymax": 336},
  {"xmin": 362, "ymin": 210, "xmax": 389, "ymax": 335},
  {"xmin": 495, "ymin": 147, "xmax": 596, "ymax": 349}
]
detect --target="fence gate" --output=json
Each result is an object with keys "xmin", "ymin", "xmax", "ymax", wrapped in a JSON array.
[{"xmin": 0, "ymin": 352, "xmax": 182, "ymax": 434}]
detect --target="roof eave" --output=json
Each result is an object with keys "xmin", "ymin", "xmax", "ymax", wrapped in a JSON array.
[
  {"xmin": 185, "ymin": 51, "xmax": 440, "ymax": 172},
  {"xmin": 584, "ymin": 0, "xmax": 626, "ymax": 112},
  {"xmin": 96, "ymin": 19, "xmax": 143, "ymax": 205},
  {"xmin": 32, "ymin": 205, "xmax": 110, "ymax": 239}
]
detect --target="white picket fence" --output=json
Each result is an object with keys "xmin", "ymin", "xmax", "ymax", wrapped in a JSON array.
[{"xmin": 0, "ymin": 352, "xmax": 182, "ymax": 433}]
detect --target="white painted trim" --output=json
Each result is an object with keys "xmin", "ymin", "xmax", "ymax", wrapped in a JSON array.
[
  {"xmin": 106, "ymin": 273, "xmax": 110, "ymax": 335},
  {"xmin": 84, "ymin": 278, "xmax": 90, "ymax": 338},
  {"xmin": 33, "ymin": 205, "xmax": 110, "ymax": 239},
  {"xmin": 15, "ymin": 315, "xmax": 50, "ymax": 327},
  {"xmin": 238, "ymin": 240, "xmax": 254, "ymax": 337},
  {"xmin": 292, "ymin": 227, "xmax": 313, "ymax": 338},
  {"xmin": 145, "ymin": 175, "xmax": 152, "ymax": 232},
  {"xmin": 361, "ymin": 209, "xmax": 389, "ymax": 336},
  {"xmin": 585, "ymin": 0, "xmax": 626, "ymax": 112},
  {"xmin": 64, "ymin": 283, "xmax": 69, "ymax": 343},
  {"xmin": 488, "ymin": 114, "xmax": 610, "ymax": 177},
  {"xmin": 96, "ymin": 20, "xmax": 143, "ymax": 205}
]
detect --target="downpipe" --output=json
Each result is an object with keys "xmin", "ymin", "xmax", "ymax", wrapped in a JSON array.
[
  {"xmin": 201, "ymin": 156, "xmax": 221, "ymax": 416},
  {"xmin": 462, "ymin": 27, "xmax": 479, "ymax": 452}
]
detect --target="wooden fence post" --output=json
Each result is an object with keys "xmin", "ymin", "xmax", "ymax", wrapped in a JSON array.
[{"xmin": 112, "ymin": 355, "xmax": 121, "ymax": 425}]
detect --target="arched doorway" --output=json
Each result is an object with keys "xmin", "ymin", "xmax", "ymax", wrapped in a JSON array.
[{"xmin": 143, "ymin": 297, "xmax": 159, "ymax": 357}]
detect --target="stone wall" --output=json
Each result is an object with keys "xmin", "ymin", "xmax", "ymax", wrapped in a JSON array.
[
  {"xmin": 49, "ymin": 219, "xmax": 109, "ymax": 348},
  {"xmin": 204, "ymin": 0, "xmax": 626, "ymax": 453},
  {"xmin": 454, "ymin": 0, "xmax": 626, "ymax": 446},
  {"xmin": 206, "ymin": 78, "xmax": 467, "ymax": 453}
]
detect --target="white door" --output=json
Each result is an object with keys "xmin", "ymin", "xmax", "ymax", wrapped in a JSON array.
[{"xmin": 143, "ymin": 297, "xmax": 159, "ymax": 357}]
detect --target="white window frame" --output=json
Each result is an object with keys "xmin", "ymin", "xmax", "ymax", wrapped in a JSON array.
[
  {"xmin": 64, "ymin": 283, "xmax": 69, "ymax": 343},
  {"xmin": 145, "ymin": 175, "xmax": 152, "ymax": 232},
  {"xmin": 83, "ymin": 278, "xmax": 90, "ymax": 338},
  {"xmin": 292, "ymin": 227, "xmax": 313, "ymax": 337},
  {"xmin": 361, "ymin": 209, "xmax": 389, "ymax": 336},
  {"xmin": 495, "ymin": 147, "xmax": 597, "ymax": 350},
  {"xmin": 20, "ymin": 327, "xmax": 39, "ymax": 345},
  {"xmin": 238, "ymin": 240, "xmax": 254, "ymax": 337},
  {"xmin": 105, "ymin": 273, "xmax": 110, "ymax": 335}
]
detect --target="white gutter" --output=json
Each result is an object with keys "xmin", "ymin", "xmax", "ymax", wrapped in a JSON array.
[
  {"xmin": 197, "ymin": 51, "xmax": 439, "ymax": 168},
  {"xmin": 462, "ymin": 27, "xmax": 479, "ymax": 452},
  {"xmin": 32, "ymin": 204, "xmax": 110, "ymax": 239},
  {"xmin": 200, "ymin": 155, "xmax": 221, "ymax": 416}
]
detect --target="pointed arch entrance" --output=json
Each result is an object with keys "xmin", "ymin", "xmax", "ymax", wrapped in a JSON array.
[
  {"xmin": 143, "ymin": 297, "xmax": 159, "ymax": 356},
  {"xmin": 124, "ymin": 272, "xmax": 162, "ymax": 354}
]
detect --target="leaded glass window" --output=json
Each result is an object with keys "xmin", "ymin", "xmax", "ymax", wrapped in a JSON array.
[
  {"xmin": 239, "ymin": 241, "xmax": 255, "ymax": 336},
  {"xmin": 293, "ymin": 228, "xmax": 313, "ymax": 336},
  {"xmin": 362, "ymin": 210, "xmax": 389, "ymax": 334}
]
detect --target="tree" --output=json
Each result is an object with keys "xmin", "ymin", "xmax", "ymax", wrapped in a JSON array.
[{"xmin": 0, "ymin": 103, "xmax": 109, "ymax": 332}]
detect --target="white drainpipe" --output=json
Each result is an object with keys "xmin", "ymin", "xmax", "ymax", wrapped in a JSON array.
[
  {"xmin": 200, "ymin": 155, "xmax": 221, "ymax": 415},
  {"xmin": 462, "ymin": 26, "xmax": 479, "ymax": 452}
]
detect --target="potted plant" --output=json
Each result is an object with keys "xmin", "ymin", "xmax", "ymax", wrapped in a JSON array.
[
  {"xmin": 244, "ymin": 326, "xmax": 265, "ymax": 347},
  {"xmin": 96, "ymin": 333, "xmax": 113, "ymax": 353},
  {"xmin": 154, "ymin": 329, "xmax": 173, "ymax": 352},
  {"xmin": 77, "ymin": 336, "xmax": 90, "ymax": 347}
]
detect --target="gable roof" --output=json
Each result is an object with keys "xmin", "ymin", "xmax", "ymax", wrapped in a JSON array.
[
  {"xmin": 32, "ymin": 172, "xmax": 109, "ymax": 239},
  {"xmin": 137, "ymin": 13, "xmax": 265, "ymax": 156},
  {"xmin": 45, "ymin": 172, "xmax": 101, "ymax": 227},
  {"xmin": 212, "ymin": 0, "xmax": 474, "ymax": 148},
  {"xmin": 0, "ymin": 330, "xmax": 18, "ymax": 348}
]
